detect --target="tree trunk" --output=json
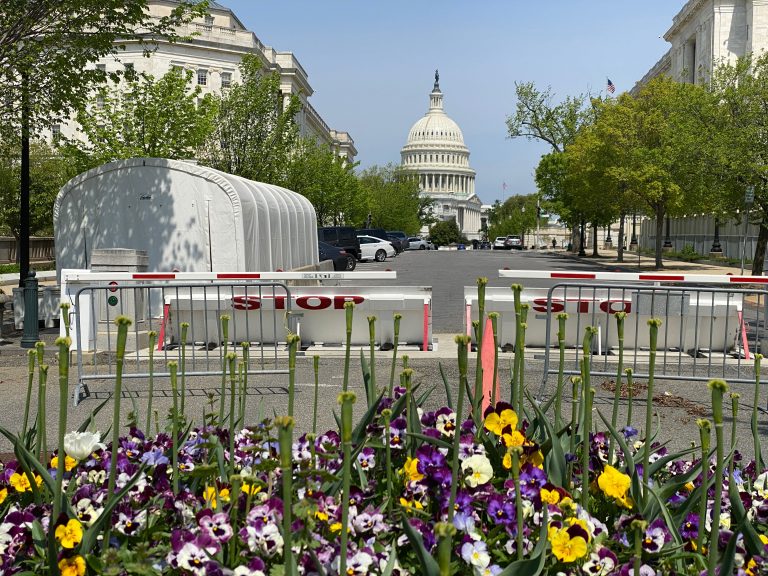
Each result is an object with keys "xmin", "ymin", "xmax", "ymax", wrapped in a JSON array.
[
  {"xmin": 654, "ymin": 207, "xmax": 664, "ymax": 269},
  {"xmin": 591, "ymin": 224, "xmax": 599, "ymax": 257},
  {"xmin": 751, "ymin": 216, "xmax": 768, "ymax": 276},
  {"xmin": 618, "ymin": 214, "xmax": 625, "ymax": 263}
]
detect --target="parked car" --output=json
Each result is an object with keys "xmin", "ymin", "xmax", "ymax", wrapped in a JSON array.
[
  {"xmin": 386, "ymin": 235, "xmax": 405, "ymax": 254},
  {"xmin": 358, "ymin": 228, "xmax": 400, "ymax": 254},
  {"xmin": 357, "ymin": 235, "xmax": 396, "ymax": 262},
  {"xmin": 387, "ymin": 231, "xmax": 410, "ymax": 251},
  {"xmin": 407, "ymin": 236, "xmax": 429, "ymax": 250},
  {"xmin": 318, "ymin": 241, "xmax": 355, "ymax": 271},
  {"xmin": 505, "ymin": 235, "xmax": 523, "ymax": 250},
  {"xmin": 317, "ymin": 227, "xmax": 361, "ymax": 265},
  {"xmin": 493, "ymin": 236, "xmax": 507, "ymax": 250}
]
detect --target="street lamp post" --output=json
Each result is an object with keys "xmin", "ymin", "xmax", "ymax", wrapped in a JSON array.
[
  {"xmin": 710, "ymin": 217, "xmax": 723, "ymax": 256},
  {"xmin": 578, "ymin": 218, "xmax": 586, "ymax": 257},
  {"xmin": 630, "ymin": 213, "xmax": 638, "ymax": 250},
  {"xmin": 663, "ymin": 216, "xmax": 673, "ymax": 250},
  {"xmin": 19, "ymin": 67, "xmax": 38, "ymax": 348}
]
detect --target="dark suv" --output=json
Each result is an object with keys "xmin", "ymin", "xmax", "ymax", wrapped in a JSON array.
[
  {"xmin": 357, "ymin": 228, "xmax": 401, "ymax": 253},
  {"xmin": 386, "ymin": 231, "xmax": 410, "ymax": 251},
  {"xmin": 317, "ymin": 227, "xmax": 360, "ymax": 269}
]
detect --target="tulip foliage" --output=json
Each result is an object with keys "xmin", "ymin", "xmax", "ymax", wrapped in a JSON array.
[{"xmin": 0, "ymin": 285, "xmax": 766, "ymax": 576}]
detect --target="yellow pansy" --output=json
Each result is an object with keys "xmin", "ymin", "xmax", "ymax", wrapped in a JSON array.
[
  {"xmin": 549, "ymin": 528, "xmax": 588, "ymax": 563},
  {"xmin": 9, "ymin": 472, "xmax": 41, "ymax": 493},
  {"xmin": 597, "ymin": 465, "xmax": 631, "ymax": 500},
  {"xmin": 203, "ymin": 486, "xmax": 229, "ymax": 509},
  {"xmin": 540, "ymin": 487, "xmax": 560, "ymax": 505},
  {"xmin": 401, "ymin": 457, "xmax": 424, "ymax": 482},
  {"xmin": 567, "ymin": 518, "xmax": 592, "ymax": 543},
  {"xmin": 55, "ymin": 519, "xmax": 83, "ymax": 549},
  {"xmin": 241, "ymin": 483, "xmax": 261, "ymax": 496},
  {"xmin": 51, "ymin": 455, "xmax": 78, "ymax": 472},
  {"xmin": 399, "ymin": 497, "xmax": 424, "ymax": 512},
  {"xmin": 501, "ymin": 430, "xmax": 526, "ymax": 448},
  {"xmin": 485, "ymin": 408, "xmax": 518, "ymax": 435},
  {"xmin": 329, "ymin": 522, "xmax": 342, "ymax": 532},
  {"xmin": 315, "ymin": 510, "xmax": 329, "ymax": 522},
  {"xmin": 0, "ymin": 488, "xmax": 7, "ymax": 504},
  {"xmin": 58, "ymin": 555, "xmax": 86, "ymax": 576}
]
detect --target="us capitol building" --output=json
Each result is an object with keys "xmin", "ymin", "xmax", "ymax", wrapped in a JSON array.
[{"xmin": 400, "ymin": 72, "xmax": 484, "ymax": 240}]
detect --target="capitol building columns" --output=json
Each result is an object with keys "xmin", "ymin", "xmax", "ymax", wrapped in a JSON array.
[{"xmin": 399, "ymin": 72, "xmax": 484, "ymax": 240}]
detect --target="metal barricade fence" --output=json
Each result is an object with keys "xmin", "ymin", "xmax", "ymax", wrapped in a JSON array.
[
  {"xmin": 71, "ymin": 281, "xmax": 294, "ymax": 405},
  {"xmin": 535, "ymin": 282, "xmax": 768, "ymax": 400}
]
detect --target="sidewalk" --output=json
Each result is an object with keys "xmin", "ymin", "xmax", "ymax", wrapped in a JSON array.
[{"xmin": 547, "ymin": 246, "xmax": 752, "ymax": 276}]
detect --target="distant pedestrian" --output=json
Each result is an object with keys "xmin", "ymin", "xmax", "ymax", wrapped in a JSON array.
[{"xmin": 552, "ymin": 238, "xmax": 557, "ymax": 249}]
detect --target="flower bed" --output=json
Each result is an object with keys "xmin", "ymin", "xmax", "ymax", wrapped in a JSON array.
[{"xmin": 0, "ymin": 281, "xmax": 767, "ymax": 576}]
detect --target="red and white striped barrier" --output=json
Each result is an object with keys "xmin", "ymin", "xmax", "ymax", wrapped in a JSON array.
[
  {"xmin": 61, "ymin": 270, "xmax": 397, "ymax": 282},
  {"xmin": 498, "ymin": 269, "xmax": 768, "ymax": 284}
]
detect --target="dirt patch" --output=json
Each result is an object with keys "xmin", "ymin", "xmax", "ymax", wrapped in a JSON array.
[
  {"xmin": 600, "ymin": 379, "xmax": 647, "ymax": 398},
  {"xmin": 651, "ymin": 391, "xmax": 708, "ymax": 417}
]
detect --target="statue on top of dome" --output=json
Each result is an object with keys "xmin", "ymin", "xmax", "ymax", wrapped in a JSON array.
[{"xmin": 434, "ymin": 69, "xmax": 440, "ymax": 91}]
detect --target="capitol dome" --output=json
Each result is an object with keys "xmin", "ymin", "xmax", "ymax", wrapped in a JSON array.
[{"xmin": 400, "ymin": 71, "xmax": 482, "ymax": 240}]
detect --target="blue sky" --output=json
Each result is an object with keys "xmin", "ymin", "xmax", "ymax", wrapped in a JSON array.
[{"xmin": 223, "ymin": 1, "xmax": 682, "ymax": 205}]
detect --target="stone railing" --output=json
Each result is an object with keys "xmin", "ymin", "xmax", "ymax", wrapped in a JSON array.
[{"xmin": 0, "ymin": 237, "xmax": 55, "ymax": 264}]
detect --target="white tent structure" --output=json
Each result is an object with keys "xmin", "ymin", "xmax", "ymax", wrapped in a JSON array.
[{"xmin": 54, "ymin": 158, "xmax": 318, "ymax": 275}]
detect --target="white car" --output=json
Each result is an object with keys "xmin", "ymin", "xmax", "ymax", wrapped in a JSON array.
[
  {"xmin": 493, "ymin": 236, "xmax": 507, "ymax": 250},
  {"xmin": 357, "ymin": 235, "xmax": 396, "ymax": 262},
  {"xmin": 407, "ymin": 236, "xmax": 429, "ymax": 250}
]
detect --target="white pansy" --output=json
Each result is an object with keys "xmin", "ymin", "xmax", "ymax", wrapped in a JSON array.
[
  {"xmin": 63, "ymin": 431, "xmax": 105, "ymax": 460},
  {"xmin": 462, "ymin": 454, "xmax": 493, "ymax": 487}
]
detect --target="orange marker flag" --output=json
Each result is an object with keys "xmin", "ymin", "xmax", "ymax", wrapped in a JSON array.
[{"xmin": 481, "ymin": 317, "xmax": 499, "ymax": 412}]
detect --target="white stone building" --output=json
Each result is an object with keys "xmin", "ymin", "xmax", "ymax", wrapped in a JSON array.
[
  {"xmin": 636, "ymin": 0, "xmax": 768, "ymax": 89},
  {"xmin": 54, "ymin": 0, "xmax": 356, "ymax": 161},
  {"xmin": 399, "ymin": 73, "xmax": 484, "ymax": 240}
]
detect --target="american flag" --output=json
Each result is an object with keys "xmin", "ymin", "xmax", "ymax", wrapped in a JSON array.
[
  {"xmin": 502, "ymin": 181, "xmax": 507, "ymax": 191},
  {"xmin": 606, "ymin": 78, "xmax": 616, "ymax": 94}
]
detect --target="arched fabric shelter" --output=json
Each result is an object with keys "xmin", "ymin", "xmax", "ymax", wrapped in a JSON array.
[{"xmin": 54, "ymin": 158, "xmax": 318, "ymax": 276}]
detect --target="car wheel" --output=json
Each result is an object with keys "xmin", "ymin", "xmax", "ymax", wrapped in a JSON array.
[
  {"xmin": 345, "ymin": 254, "xmax": 356, "ymax": 271},
  {"xmin": 375, "ymin": 249, "xmax": 386, "ymax": 262},
  {"xmin": 419, "ymin": 245, "xmax": 426, "ymax": 250}
]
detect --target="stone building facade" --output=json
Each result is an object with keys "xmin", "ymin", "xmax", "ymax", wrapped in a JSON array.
[
  {"xmin": 54, "ymin": 0, "xmax": 356, "ymax": 161},
  {"xmin": 399, "ymin": 73, "xmax": 484, "ymax": 240}
]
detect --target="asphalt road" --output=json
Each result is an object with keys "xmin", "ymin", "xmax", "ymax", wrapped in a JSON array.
[{"xmin": 348, "ymin": 248, "xmax": 600, "ymax": 332}]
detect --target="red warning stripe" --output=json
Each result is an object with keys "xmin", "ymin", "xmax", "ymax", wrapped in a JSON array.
[
  {"xmin": 550, "ymin": 272, "xmax": 596, "ymax": 279},
  {"xmin": 728, "ymin": 276, "xmax": 768, "ymax": 283},
  {"xmin": 132, "ymin": 273, "xmax": 176, "ymax": 280},
  {"xmin": 216, "ymin": 273, "xmax": 262, "ymax": 279},
  {"xmin": 639, "ymin": 274, "xmax": 685, "ymax": 281}
]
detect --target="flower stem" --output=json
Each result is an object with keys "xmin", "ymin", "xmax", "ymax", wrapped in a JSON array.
[
  {"xmin": 368, "ymin": 315, "xmax": 377, "ymax": 401},
  {"xmin": 276, "ymin": 416, "xmax": 295, "ymax": 576},
  {"xmin": 708, "ymin": 379, "xmax": 728, "ymax": 574},
  {"xmin": 169, "ymin": 361, "xmax": 180, "ymax": 495},
  {"xmin": 218, "ymin": 315, "xmax": 230, "ymax": 424},
  {"xmin": 53, "ymin": 336, "xmax": 71, "ymax": 524},
  {"xmin": 555, "ymin": 312, "xmax": 568, "ymax": 431},
  {"xmin": 312, "ymin": 355, "xmax": 320, "ymax": 435},
  {"xmin": 581, "ymin": 359, "xmax": 594, "ymax": 510},
  {"xmin": 512, "ymin": 447, "xmax": 524, "ymax": 560},
  {"xmin": 106, "ymin": 315, "xmax": 132, "ymax": 547},
  {"xmin": 37, "ymin": 365, "xmax": 48, "ymax": 464},
  {"xmin": 146, "ymin": 331, "xmax": 157, "ymax": 434},
  {"xmin": 489, "ymin": 312, "xmax": 499, "ymax": 407},
  {"xmin": 403, "ymin": 368, "xmax": 414, "ymax": 457},
  {"xmin": 227, "ymin": 352, "xmax": 237, "ymax": 474},
  {"xmin": 388, "ymin": 314, "xmax": 402, "ymax": 396},
  {"xmin": 435, "ymin": 521, "xmax": 456, "ymax": 576},
  {"xmin": 729, "ymin": 393, "xmax": 739, "ymax": 473},
  {"xmin": 22, "ymin": 350, "xmax": 34, "ymax": 438},
  {"xmin": 338, "ymin": 392, "xmax": 356, "ymax": 576},
  {"xmin": 625, "ymin": 369, "xmax": 634, "ymax": 428},
  {"xmin": 287, "ymin": 333, "xmax": 300, "ymax": 417},
  {"xmin": 180, "ymin": 322, "xmax": 188, "ymax": 417},
  {"xmin": 474, "ymin": 277, "xmax": 487, "ymax": 420},
  {"xmin": 609, "ymin": 312, "xmax": 627, "ymax": 463},
  {"xmin": 343, "ymin": 302, "xmax": 355, "ymax": 393},
  {"xmin": 643, "ymin": 319, "xmax": 661, "ymax": 508},
  {"xmin": 632, "ymin": 519, "xmax": 647, "ymax": 576},
  {"xmin": 511, "ymin": 284, "xmax": 523, "ymax": 408},
  {"xmin": 382, "ymin": 409, "xmax": 393, "ymax": 514},
  {"xmin": 752, "ymin": 354, "xmax": 764, "ymax": 470},
  {"xmin": 696, "ymin": 418, "xmax": 711, "ymax": 555},
  {"xmin": 449, "ymin": 335, "xmax": 471, "ymax": 522},
  {"xmin": 240, "ymin": 342, "xmax": 249, "ymax": 424}
]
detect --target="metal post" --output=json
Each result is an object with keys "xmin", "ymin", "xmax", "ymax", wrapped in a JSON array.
[
  {"xmin": 19, "ymin": 69, "xmax": 30, "ymax": 289},
  {"xmin": 578, "ymin": 219, "xmax": 586, "ymax": 257},
  {"xmin": 711, "ymin": 217, "xmax": 723, "ymax": 254},
  {"xmin": 663, "ymin": 216, "xmax": 673, "ymax": 249},
  {"xmin": 20, "ymin": 271, "xmax": 38, "ymax": 348},
  {"xmin": 605, "ymin": 225, "xmax": 612, "ymax": 244},
  {"xmin": 630, "ymin": 213, "xmax": 638, "ymax": 250}
]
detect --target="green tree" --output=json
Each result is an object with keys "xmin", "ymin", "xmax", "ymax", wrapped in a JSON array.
[
  {"xmin": 358, "ymin": 164, "xmax": 422, "ymax": 234},
  {"xmin": 0, "ymin": 0, "xmax": 207, "ymax": 131},
  {"xmin": 200, "ymin": 56, "xmax": 301, "ymax": 185},
  {"xmin": 429, "ymin": 219, "xmax": 466, "ymax": 246},
  {"xmin": 0, "ymin": 139, "xmax": 71, "ymax": 239},
  {"xmin": 61, "ymin": 68, "xmax": 218, "ymax": 172},
  {"xmin": 487, "ymin": 194, "xmax": 545, "ymax": 245},
  {"xmin": 285, "ymin": 139, "xmax": 363, "ymax": 226}
]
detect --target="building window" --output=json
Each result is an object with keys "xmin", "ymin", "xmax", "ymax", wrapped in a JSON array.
[
  {"xmin": 197, "ymin": 69, "xmax": 207, "ymax": 86},
  {"xmin": 221, "ymin": 71, "xmax": 231, "ymax": 89},
  {"xmin": 51, "ymin": 124, "xmax": 61, "ymax": 142},
  {"xmin": 96, "ymin": 64, "xmax": 106, "ymax": 72},
  {"xmin": 204, "ymin": 15, "xmax": 214, "ymax": 26}
]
